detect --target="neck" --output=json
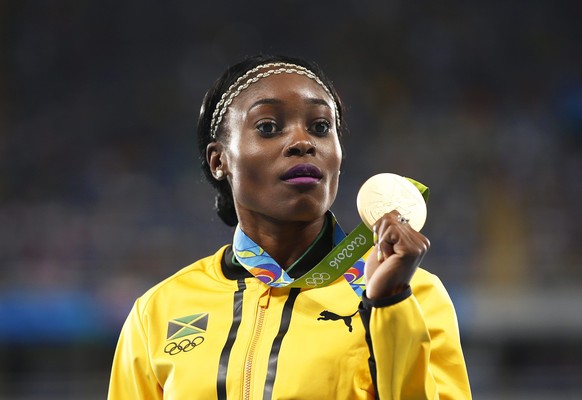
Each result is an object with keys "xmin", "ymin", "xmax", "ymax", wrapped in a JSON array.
[{"xmin": 237, "ymin": 213, "xmax": 327, "ymax": 269}]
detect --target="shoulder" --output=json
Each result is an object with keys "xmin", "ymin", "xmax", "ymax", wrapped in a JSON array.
[
  {"xmin": 133, "ymin": 246, "xmax": 229, "ymax": 314},
  {"xmin": 410, "ymin": 267, "xmax": 460, "ymax": 325},
  {"xmin": 410, "ymin": 267, "xmax": 456, "ymax": 312},
  {"xmin": 410, "ymin": 267, "xmax": 448, "ymax": 296}
]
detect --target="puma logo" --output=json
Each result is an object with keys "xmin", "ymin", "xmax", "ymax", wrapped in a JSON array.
[{"xmin": 317, "ymin": 310, "xmax": 358, "ymax": 332}]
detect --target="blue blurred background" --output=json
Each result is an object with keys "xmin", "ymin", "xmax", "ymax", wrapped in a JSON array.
[{"xmin": 1, "ymin": 0, "xmax": 581, "ymax": 398}]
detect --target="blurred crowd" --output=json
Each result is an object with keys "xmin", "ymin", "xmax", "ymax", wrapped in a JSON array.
[{"xmin": 1, "ymin": 0, "xmax": 581, "ymax": 398}]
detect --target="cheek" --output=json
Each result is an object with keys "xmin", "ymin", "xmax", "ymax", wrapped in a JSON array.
[
  {"xmin": 323, "ymin": 143, "xmax": 342, "ymax": 194},
  {"xmin": 229, "ymin": 145, "xmax": 266, "ymax": 178},
  {"xmin": 225, "ymin": 146, "xmax": 269, "ymax": 203},
  {"xmin": 328, "ymin": 139, "xmax": 343, "ymax": 172},
  {"xmin": 329, "ymin": 142, "xmax": 343, "ymax": 191},
  {"xmin": 223, "ymin": 129, "xmax": 264, "ymax": 179}
]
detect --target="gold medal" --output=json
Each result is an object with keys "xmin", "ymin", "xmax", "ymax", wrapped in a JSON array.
[{"xmin": 356, "ymin": 173, "xmax": 427, "ymax": 232}]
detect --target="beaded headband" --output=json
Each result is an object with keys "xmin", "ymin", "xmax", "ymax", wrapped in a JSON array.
[{"xmin": 209, "ymin": 62, "xmax": 340, "ymax": 139}]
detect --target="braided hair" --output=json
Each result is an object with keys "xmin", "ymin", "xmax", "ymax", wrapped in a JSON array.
[{"xmin": 197, "ymin": 54, "xmax": 344, "ymax": 226}]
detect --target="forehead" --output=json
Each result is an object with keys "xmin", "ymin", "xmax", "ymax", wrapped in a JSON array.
[{"xmin": 230, "ymin": 72, "xmax": 335, "ymax": 109}]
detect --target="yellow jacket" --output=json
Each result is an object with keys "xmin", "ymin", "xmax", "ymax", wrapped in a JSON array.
[{"xmin": 108, "ymin": 246, "xmax": 471, "ymax": 399}]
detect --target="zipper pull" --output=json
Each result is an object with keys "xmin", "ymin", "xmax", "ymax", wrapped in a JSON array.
[{"xmin": 259, "ymin": 288, "xmax": 271, "ymax": 308}]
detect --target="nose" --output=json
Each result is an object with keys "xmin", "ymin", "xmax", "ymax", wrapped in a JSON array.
[
  {"xmin": 285, "ymin": 129, "xmax": 316, "ymax": 156},
  {"xmin": 286, "ymin": 140, "xmax": 316, "ymax": 156}
]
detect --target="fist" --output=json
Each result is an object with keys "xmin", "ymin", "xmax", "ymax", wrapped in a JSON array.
[{"xmin": 364, "ymin": 210, "xmax": 431, "ymax": 300}]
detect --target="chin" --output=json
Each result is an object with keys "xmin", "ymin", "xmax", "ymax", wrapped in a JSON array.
[{"xmin": 283, "ymin": 200, "xmax": 330, "ymax": 222}]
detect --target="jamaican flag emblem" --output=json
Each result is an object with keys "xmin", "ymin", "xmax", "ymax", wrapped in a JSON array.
[{"xmin": 166, "ymin": 313, "xmax": 208, "ymax": 340}]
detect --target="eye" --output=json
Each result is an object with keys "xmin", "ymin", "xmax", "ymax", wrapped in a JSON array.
[
  {"xmin": 256, "ymin": 120, "xmax": 281, "ymax": 137},
  {"xmin": 310, "ymin": 120, "xmax": 331, "ymax": 136}
]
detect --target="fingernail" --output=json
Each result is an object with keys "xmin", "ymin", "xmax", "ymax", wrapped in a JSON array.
[
  {"xmin": 377, "ymin": 248, "xmax": 383, "ymax": 262},
  {"xmin": 373, "ymin": 230, "xmax": 378, "ymax": 245}
]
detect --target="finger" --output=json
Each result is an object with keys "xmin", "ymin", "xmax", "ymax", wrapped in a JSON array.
[
  {"xmin": 374, "ymin": 211, "xmax": 429, "ymax": 262},
  {"xmin": 374, "ymin": 212, "xmax": 402, "ymax": 252}
]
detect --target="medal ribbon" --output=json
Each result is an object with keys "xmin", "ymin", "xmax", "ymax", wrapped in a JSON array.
[{"xmin": 233, "ymin": 215, "xmax": 373, "ymax": 297}]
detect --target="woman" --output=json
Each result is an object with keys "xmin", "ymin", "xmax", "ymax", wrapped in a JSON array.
[{"xmin": 108, "ymin": 54, "xmax": 471, "ymax": 399}]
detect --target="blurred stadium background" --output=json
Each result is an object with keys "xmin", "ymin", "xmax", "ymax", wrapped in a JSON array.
[{"xmin": 1, "ymin": 1, "xmax": 581, "ymax": 398}]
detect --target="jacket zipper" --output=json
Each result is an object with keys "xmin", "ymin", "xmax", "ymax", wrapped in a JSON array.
[{"xmin": 243, "ymin": 289, "xmax": 270, "ymax": 400}]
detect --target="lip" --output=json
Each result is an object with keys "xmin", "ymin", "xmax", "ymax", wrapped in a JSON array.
[{"xmin": 281, "ymin": 163, "xmax": 323, "ymax": 184}]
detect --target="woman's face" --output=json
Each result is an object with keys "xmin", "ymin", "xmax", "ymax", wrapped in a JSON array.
[{"xmin": 216, "ymin": 72, "xmax": 342, "ymax": 224}]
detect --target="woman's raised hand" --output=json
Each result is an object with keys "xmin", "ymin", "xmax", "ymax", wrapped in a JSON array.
[{"xmin": 364, "ymin": 210, "xmax": 431, "ymax": 300}]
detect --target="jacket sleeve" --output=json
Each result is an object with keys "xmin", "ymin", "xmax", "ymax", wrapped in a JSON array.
[
  {"xmin": 359, "ymin": 270, "xmax": 471, "ymax": 399},
  {"xmin": 108, "ymin": 299, "xmax": 163, "ymax": 400}
]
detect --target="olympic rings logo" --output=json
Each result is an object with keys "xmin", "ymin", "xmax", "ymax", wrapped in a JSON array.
[
  {"xmin": 164, "ymin": 336, "xmax": 205, "ymax": 355},
  {"xmin": 305, "ymin": 272, "xmax": 331, "ymax": 287}
]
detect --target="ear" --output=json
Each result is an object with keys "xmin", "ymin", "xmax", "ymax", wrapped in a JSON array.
[{"xmin": 206, "ymin": 142, "xmax": 228, "ymax": 180}]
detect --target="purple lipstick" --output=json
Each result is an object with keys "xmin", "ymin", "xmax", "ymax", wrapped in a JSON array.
[{"xmin": 281, "ymin": 164, "xmax": 323, "ymax": 185}]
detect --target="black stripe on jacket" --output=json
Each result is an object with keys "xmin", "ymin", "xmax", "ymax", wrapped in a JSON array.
[
  {"xmin": 262, "ymin": 287, "xmax": 301, "ymax": 399},
  {"xmin": 216, "ymin": 279, "xmax": 246, "ymax": 399},
  {"xmin": 358, "ymin": 287, "xmax": 413, "ymax": 400}
]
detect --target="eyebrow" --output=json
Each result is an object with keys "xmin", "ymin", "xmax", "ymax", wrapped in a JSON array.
[{"xmin": 248, "ymin": 97, "xmax": 331, "ymax": 111}]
